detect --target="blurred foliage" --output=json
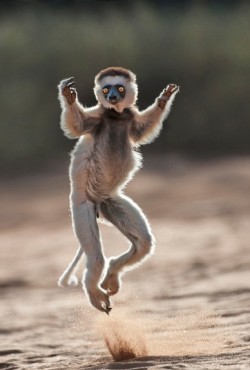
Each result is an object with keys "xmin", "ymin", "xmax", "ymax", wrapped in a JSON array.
[{"xmin": 0, "ymin": 1, "xmax": 250, "ymax": 174}]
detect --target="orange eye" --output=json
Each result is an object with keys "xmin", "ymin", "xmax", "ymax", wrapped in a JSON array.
[
  {"xmin": 118, "ymin": 86, "xmax": 125, "ymax": 93},
  {"xmin": 102, "ymin": 87, "xmax": 109, "ymax": 94}
]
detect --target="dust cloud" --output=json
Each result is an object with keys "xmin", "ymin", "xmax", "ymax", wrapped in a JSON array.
[
  {"xmin": 96, "ymin": 309, "xmax": 148, "ymax": 361},
  {"xmin": 96, "ymin": 306, "xmax": 232, "ymax": 361}
]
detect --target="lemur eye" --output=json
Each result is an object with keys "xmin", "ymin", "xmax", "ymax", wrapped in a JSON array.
[
  {"xmin": 118, "ymin": 86, "xmax": 125, "ymax": 93},
  {"xmin": 102, "ymin": 87, "xmax": 109, "ymax": 94}
]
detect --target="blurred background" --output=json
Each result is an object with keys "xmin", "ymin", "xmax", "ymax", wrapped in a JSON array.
[
  {"xmin": 0, "ymin": 0, "xmax": 250, "ymax": 175},
  {"xmin": 1, "ymin": 3, "xmax": 250, "ymax": 367}
]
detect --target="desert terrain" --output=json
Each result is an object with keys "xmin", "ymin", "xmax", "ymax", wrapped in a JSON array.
[{"xmin": 1, "ymin": 156, "xmax": 250, "ymax": 369}]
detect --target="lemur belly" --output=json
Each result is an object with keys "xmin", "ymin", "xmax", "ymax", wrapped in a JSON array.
[{"xmin": 86, "ymin": 119, "xmax": 139, "ymax": 201}]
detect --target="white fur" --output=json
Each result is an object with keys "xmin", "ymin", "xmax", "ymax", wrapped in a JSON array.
[{"xmin": 58, "ymin": 73, "xmax": 179, "ymax": 313}]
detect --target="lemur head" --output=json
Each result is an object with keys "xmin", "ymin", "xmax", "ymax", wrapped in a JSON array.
[{"xmin": 94, "ymin": 67, "xmax": 138, "ymax": 113}]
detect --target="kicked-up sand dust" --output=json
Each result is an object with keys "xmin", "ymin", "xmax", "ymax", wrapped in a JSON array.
[
  {"xmin": 96, "ymin": 305, "xmax": 233, "ymax": 362},
  {"xmin": 96, "ymin": 307, "xmax": 148, "ymax": 361}
]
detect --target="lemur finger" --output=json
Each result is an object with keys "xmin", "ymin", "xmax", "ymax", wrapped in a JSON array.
[
  {"xmin": 65, "ymin": 77, "xmax": 75, "ymax": 84},
  {"xmin": 67, "ymin": 81, "xmax": 76, "ymax": 88},
  {"xmin": 171, "ymin": 85, "xmax": 180, "ymax": 93},
  {"xmin": 165, "ymin": 84, "xmax": 177, "ymax": 92},
  {"xmin": 162, "ymin": 84, "xmax": 179, "ymax": 98},
  {"xmin": 60, "ymin": 77, "xmax": 75, "ymax": 88}
]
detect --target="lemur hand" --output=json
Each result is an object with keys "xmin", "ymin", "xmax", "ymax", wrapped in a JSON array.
[
  {"xmin": 158, "ymin": 84, "xmax": 180, "ymax": 109},
  {"xmin": 60, "ymin": 77, "xmax": 77, "ymax": 105}
]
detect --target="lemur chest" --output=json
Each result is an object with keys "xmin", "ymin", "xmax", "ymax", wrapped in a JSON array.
[
  {"xmin": 104, "ymin": 122, "xmax": 130, "ymax": 155},
  {"xmin": 95, "ymin": 110, "xmax": 134, "ymax": 159}
]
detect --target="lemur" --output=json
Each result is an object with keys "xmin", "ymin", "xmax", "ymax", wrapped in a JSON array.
[{"xmin": 58, "ymin": 67, "xmax": 179, "ymax": 314}]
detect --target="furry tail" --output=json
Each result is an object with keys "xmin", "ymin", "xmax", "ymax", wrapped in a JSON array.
[{"xmin": 58, "ymin": 246, "xmax": 83, "ymax": 287}]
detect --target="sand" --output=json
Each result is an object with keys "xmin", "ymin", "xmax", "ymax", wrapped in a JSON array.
[{"xmin": 1, "ymin": 156, "xmax": 250, "ymax": 369}]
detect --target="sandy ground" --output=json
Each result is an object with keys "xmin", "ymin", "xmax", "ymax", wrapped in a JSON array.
[{"xmin": 1, "ymin": 156, "xmax": 250, "ymax": 370}]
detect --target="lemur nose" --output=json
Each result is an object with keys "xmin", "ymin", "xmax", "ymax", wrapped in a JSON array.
[{"xmin": 109, "ymin": 96, "xmax": 117, "ymax": 101}]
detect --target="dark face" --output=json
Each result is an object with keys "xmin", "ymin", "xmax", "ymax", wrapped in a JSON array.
[{"xmin": 102, "ymin": 84, "xmax": 126, "ymax": 105}]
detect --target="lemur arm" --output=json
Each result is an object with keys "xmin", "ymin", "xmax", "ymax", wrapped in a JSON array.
[
  {"xmin": 58, "ymin": 77, "xmax": 101, "ymax": 139},
  {"xmin": 130, "ymin": 84, "xmax": 179, "ymax": 146}
]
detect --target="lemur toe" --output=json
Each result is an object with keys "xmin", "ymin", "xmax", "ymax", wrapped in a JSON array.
[{"xmin": 105, "ymin": 307, "xmax": 112, "ymax": 315}]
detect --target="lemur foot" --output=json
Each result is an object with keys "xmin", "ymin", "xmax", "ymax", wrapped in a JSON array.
[
  {"xmin": 85, "ymin": 286, "xmax": 112, "ymax": 314},
  {"xmin": 158, "ymin": 84, "xmax": 180, "ymax": 109},
  {"xmin": 101, "ymin": 271, "xmax": 121, "ymax": 296},
  {"xmin": 60, "ymin": 77, "xmax": 77, "ymax": 105}
]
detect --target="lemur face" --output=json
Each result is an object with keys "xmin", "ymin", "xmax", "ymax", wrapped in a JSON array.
[
  {"xmin": 94, "ymin": 74, "xmax": 138, "ymax": 113},
  {"xmin": 102, "ymin": 83, "xmax": 126, "ymax": 105}
]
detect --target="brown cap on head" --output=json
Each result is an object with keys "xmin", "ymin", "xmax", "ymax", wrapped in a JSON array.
[{"xmin": 95, "ymin": 67, "xmax": 136, "ymax": 84}]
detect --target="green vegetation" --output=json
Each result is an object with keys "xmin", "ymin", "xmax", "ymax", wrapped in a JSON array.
[{"xmin": 1, "ymin": 2, "xmax": 250, "ymax": 173}]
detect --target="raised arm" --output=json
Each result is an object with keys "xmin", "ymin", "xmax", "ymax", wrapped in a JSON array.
[
  {"xmin": 58, "ymin": 77, "xmax": 101, "ymax": 139},
  {"xmin": 130, "ymin": 84, "xmax": 180, "ymax": 146}
]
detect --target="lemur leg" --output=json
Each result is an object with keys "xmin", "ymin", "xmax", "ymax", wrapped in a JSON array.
[
  {"xmin": 58, "ymin": 191, "xmax": 111, "ymax": 313},
  {"xmin": 100, "ymin": 194, "xmax": 155, "ymax": 295}
]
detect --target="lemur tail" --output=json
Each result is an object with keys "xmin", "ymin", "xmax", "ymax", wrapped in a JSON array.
[{"xmin": 58, "ymin": 246, "xmax": 83, "ymax": 287}]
